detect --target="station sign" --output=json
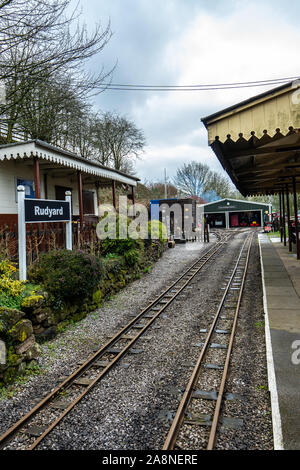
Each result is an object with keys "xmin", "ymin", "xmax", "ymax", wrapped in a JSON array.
[
  {"xmin": 17, "ymin": 186, "xmax": 72, "ymax": 281},
  {"xmin": 24, "ymin": 199, "xmax": 71, "ymax": 223}
]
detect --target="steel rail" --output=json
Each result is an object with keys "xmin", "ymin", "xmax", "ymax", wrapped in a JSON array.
[
  {"xmin": 0, "ymin": 230, "xmax": 234, "ymax": 450},
  {"xmin": 28, "ymin": 231, "xmax": 233, "ymax": 450},
  {"xmin": 162, "ymin": 231, "xmax": 253, "ymax": 450},
  {"xmin": 207, "ymin": 232, "xmax": 254, "ymax": 450}
]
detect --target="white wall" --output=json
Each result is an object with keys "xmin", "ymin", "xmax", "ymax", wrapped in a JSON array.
[{"xmin": 0, "ymin": 160, "xmax": 98, "ymax": 216}]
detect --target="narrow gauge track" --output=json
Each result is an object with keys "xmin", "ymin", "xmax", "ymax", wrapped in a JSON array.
[
  {"xmin": 163, "ymin": 231, "xmax": 254, "ymax": 450},
  {"xmin": 0, "ymin": 230, "xmax": 235, "ymax": 450}
]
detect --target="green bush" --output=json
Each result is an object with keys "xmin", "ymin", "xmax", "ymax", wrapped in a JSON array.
[
  {"xmin": 100, "ymin": 213, "xmax": 144, "ymax": 258},
  {"xmin": 148, "ymin": 220, "xmax": 168, "ymax": 242},
  {"xmin": 102, "ymin": 236, "xmax": 143, "ymax": 256},
  {"xmin": 124, "ymin": 248, "xmax": 141, "ymax": 266},
  {"xmin": 28, "ymin": 250, "xmax": 104, "ymax": 306},
  {"xmin": 0, "ymin": 292, "xmax": 24, "ymax": 310}
]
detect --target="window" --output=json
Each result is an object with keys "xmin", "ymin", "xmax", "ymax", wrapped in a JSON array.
[{"xmin": 16, "ymin": 178, "xmax": 35, "ymax": 199}]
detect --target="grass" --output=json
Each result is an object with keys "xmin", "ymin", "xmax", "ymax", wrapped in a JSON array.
[
  {"xmin": 257, "ymin": 384, "xmax": 268, "ymax": 391},
  {"xmin": 0, "ymin": 362, "xmax": 43, "ymax": 401},
  {"xmin": 267, "ymin": 227, "xmax": 289, "ymax": 239},
  {"xmin": 0, "ymin": 292, "xmax": 23, "ymax": 309},
  {"xmin": 267, "ymin": 231, "xmax": 281, "ymax": 239},
  {"xmin": 0, "ymin": 282, "xmax": 41, "ymax": 310}
]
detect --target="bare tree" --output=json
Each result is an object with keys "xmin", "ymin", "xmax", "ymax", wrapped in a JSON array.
[
  {"xmin": 0, "ymin": 1, "xmax": 74, "ymax": 57},
  {"xmin": 144, "ymin": 180, "xmax": 178, "ymax": 199},
  {"xmin": 0, "ymin": 1, "xmax": 14, "ymax": 10},
  {"xmin": 16, "ymin": 75, "xmax": 79, "ymax": 141},
  {"xmin": 0, "ymin": 1, "xmax": 149, "ymax": 176},
  {"xmin": 92, "ymin": 112, "xmax": 146, "ymax": 172},
  {"xmin": 64, "ymin": 107, "xmax": 96, "ymax": 159},
  {"xmin": 173, "ymin": 161, "xmax": 212, "ymax": 197},
  {"xmin": 205, "ymin": 171, "xmax": 233, "ymax": 199},
  {"xmin": 0, "ymin": 0, "xmax": 113, "ymax": 139},
  {"xmin": 0, "ymin": 1, "xmax": 112, "ymax": 71}
]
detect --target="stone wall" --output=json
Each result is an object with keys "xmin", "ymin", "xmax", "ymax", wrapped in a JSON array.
[
  {"xmin": 0, "ymin": 307, "xmax": 41, "ymax": 385},
  {"xmin": 0, "ymin": 239, "xmax": 167, "ymax": 385}
]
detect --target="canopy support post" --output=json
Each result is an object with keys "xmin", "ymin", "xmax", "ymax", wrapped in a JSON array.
[
  {"xmin": 279, "ymin": 191, "xmax": 283, "ymax": 242},
  {"xmin": 282, "ymin": 189, "xmax": 286, "ymax": 247},
  {"xmin": 34, "ymin": 156, "xmax": 41, "ymax": 199},
  {"xmin": 292, "ymin": 177, "xmax": 300, "ymax": 260},
  {"xmin": 131, "ymin": 185, "xmax": 136, "ymax": 218},
  {"xmin": 77, "ymin": 170, "xmax": 84, "ymax": 228},
  {"xmin": 112, "ymin": 180, "xmax": 116, "ymax": 210},
  {"xmin": 286, "ymin": 184, "xmax": 292, "ymax": 252}
]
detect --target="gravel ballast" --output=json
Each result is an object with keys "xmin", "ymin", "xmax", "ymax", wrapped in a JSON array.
[{"xmin": 0, "ymin": 231, "xmax": 273, "ymax": 450}]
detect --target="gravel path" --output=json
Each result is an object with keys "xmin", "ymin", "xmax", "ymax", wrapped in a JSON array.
[
  {"xmin": 0, "ymin": 231, "xmax": 273, "ymax": 450},
  {"xmin": 0, "ymin": 237, "xmax": 215, "ymax": 435}
]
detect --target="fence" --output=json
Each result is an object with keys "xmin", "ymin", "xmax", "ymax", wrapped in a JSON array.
[{"xmin": 0, "ymin": 221, "xmax": 102, "ymax": 265}]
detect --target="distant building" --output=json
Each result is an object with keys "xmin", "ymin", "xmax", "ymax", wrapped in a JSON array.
[
  {"xmin": 150, "ymin": 197, "xmax": 206, "ymax": 239},
  {"xmin": 201, "ymin": 198, "xmax": 271, "ymax": 228}
]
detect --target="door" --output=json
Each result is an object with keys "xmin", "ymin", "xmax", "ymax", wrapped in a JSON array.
[
  {"xmin": 55, "ymin": 185, "xmax": 72, "ymax": 201},
  {"xmin": 83, "ymin": 190, "xmax": 95, "ymax": 215},
  {"xmin": 230, "ymin": 214, "xmax": 239, "ymax": 227}
]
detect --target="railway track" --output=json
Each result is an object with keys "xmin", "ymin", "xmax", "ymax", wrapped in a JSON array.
[
  {"xmin": 163, "ymin": 231, "xmax": 254, "ymax": 450},
  {"xmin": 0, "ymin": 230, "xmax": 236, "ymax": 450}
]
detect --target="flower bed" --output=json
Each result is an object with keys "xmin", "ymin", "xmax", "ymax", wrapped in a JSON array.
[{"xmin": 0, "ymin": 222, "xmax": 167, "ymax": 385}]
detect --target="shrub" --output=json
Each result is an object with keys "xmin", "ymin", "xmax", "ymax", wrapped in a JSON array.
[
  {"xmin": 100, "ymin": 213, "xmax": 144, "ymax": 258},
  {"xmin": 0, "ymin": 259, "xmax": 28, "ymax": 309},
  {"xmin": 28, "ymin": 250, "xmax": 104, "ymax": 307},
  {"xmin": 102, "ymin": 236, "xmax": 143, "ymax": 256},
  {"xmin": 124, "ymin": 248, "xmax": 141, "ymax": 266},
  {"xmin": 148, "ymin": 220, "xmax": 168, "ymax": 242},
  {"xmin": 0, "ymin": 292, "xmax": 24, "ymax": 310}
]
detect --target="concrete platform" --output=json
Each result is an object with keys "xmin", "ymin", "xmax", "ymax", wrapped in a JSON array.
[{"xmin": 259, "ymin": 234, "xmax": 300, "ymax": 450}]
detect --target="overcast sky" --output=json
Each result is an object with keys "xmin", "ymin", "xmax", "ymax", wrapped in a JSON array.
[{"xmin": 76, "ymin": 0, "xmax": 300, "ymax": 184}]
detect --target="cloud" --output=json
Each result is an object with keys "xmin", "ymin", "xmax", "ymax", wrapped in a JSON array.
[
  {"xmin": 77, "ymin": 0, "xmax": 300, "ymax": 183},
  {"xmin": 135, "ymin": 143, "xmax": 222, "ymax": 182},
  {"xmin": 134, "ymin": 2, "xmax": 300, "ymax": 136}
]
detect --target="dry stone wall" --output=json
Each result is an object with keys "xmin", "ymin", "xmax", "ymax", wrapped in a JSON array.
[{"xmin": 0, "ymin": 240, "xmax": 167, "ymax": 385}]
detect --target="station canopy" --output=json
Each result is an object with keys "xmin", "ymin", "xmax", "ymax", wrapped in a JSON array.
[
  {"xmin": 201, "ymin": 81, "xmax": 300, "ymax": 196},
  {"xmin": 0, "ymin": 139, "xmax": 139, "ymax": 187}
]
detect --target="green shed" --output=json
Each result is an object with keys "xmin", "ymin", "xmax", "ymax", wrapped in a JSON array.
[{"xmin": 201, "ymin": 198, "xmax": 271, "ymax": 229}]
